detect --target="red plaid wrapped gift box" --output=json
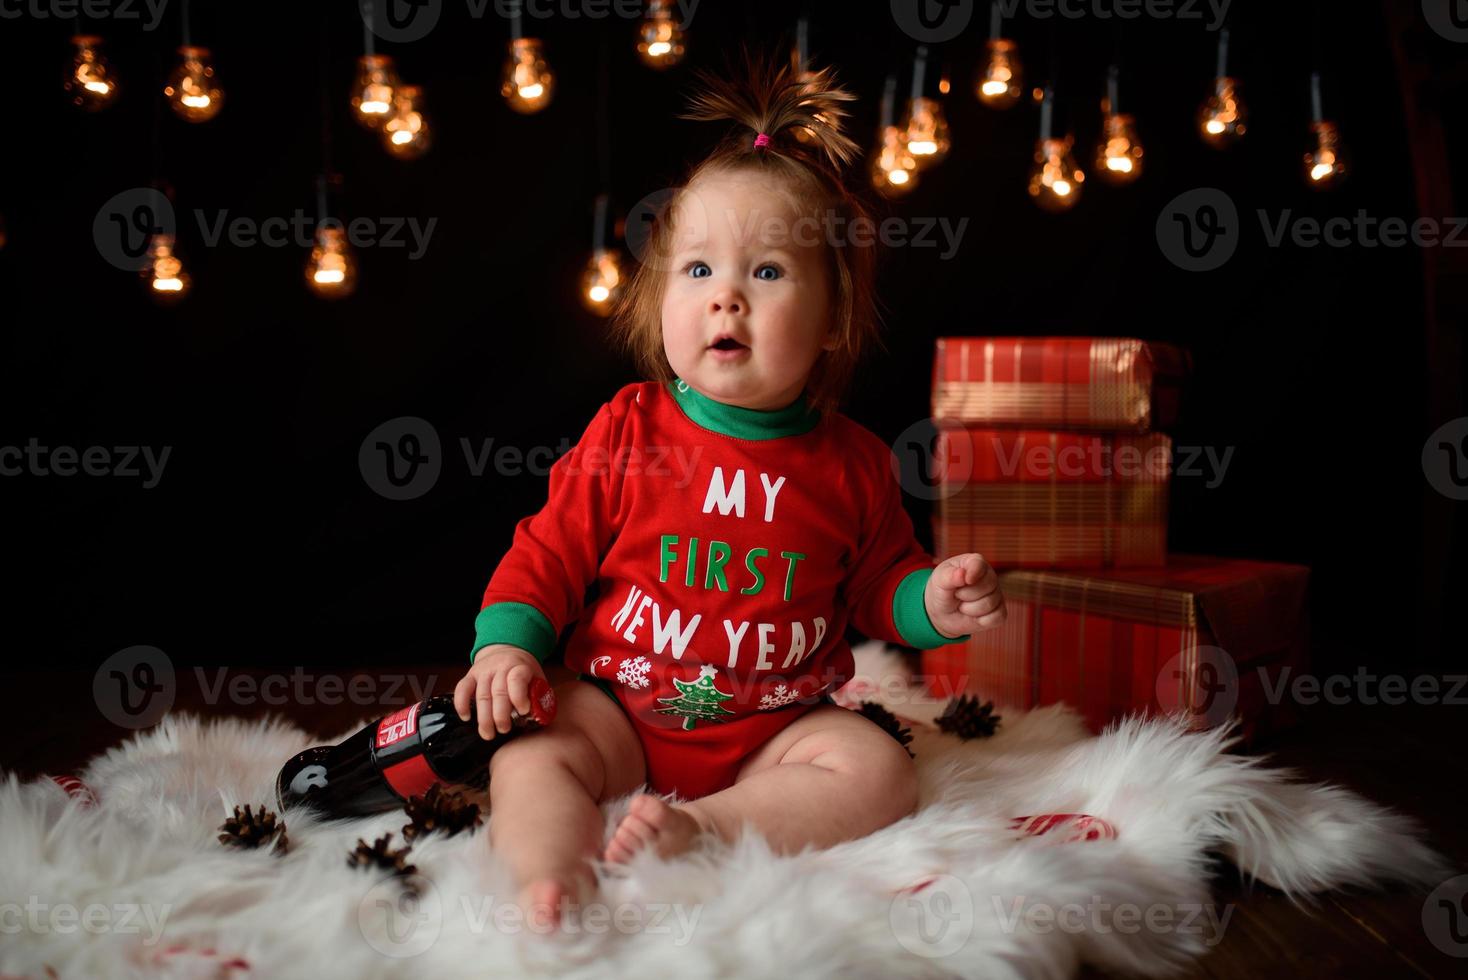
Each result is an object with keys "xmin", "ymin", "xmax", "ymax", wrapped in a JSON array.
[
  {"xmin": 932, "ymin": 337, "xmax": 1190, "ymax": 433},
  {"xmin": 920, "ymin": 555, "xmax": 1310, "ymax": 744},
  {"xmin": 934, "ymin": 428, "xmax": 1169, "ymax": 568}
]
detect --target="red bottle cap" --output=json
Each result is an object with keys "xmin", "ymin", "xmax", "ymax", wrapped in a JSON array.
[{"xmin": 527, "ymin": 676, "xmax": 557, "ymax": 726}]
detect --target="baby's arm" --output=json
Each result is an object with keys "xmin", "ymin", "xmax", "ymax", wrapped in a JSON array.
[
  {"xmin": 471, "ymin": 400, "xmax": 620, "ymax": 664},
  {"xmin": 842, "ymin": 438, "xmax": 1003, "ymax": 648}
]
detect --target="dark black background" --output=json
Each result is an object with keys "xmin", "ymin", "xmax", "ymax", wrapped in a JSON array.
[{"xmin": 1, "ymin": 0, "xmax": 1462, "ymax": 678}]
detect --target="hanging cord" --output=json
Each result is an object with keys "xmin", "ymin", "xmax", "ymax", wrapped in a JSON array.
[
  {"xmin": 361, "ymin": 0, "xmax": 375, "ymax": 57},
  {"xmin": 181, "ymin": 0, "xmax": 192, "ymax": 47},
  {"xmin": 879, "ymin": 72, "xmax": 897, "ymax": 130},
  {"xmin": 911, "ymin": 44, "xmax": 928, "ymax": 101},
  {"xmin": 1215, "ymin": 26, "xmax": 1230, "ymax": 78},
  {"xmin": 1309, "ymin": 0, "xmax": 1324, "ymax": 121},
  {"xmin": 318, "ymin": 2, "xmax": 335, "ymax": 224},
  {"xmin": 988, "ymin": 1, "xmax": 1002, "ymax": 40}
]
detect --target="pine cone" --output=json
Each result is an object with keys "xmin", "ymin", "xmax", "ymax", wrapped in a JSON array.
[
  {"xmin": 403, "ymin": 784, "xmax": 482, "ymax": 842},
  {"xmin": 218, "ymin": 803, "xmax": 290, "ymax": 854},
  {"xmin": 935, "ymin": 695, "xmax": 1002, "ymax": 740},
  {"xmin": 348, "ymin": 833, "xmax": 420, "ymax": 894},
  {"xmin": 856, "ymin": 701, "xmax": 915, "ymax": 759}
]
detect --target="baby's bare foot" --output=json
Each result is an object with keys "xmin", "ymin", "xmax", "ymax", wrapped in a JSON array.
[{"xmin": 602, "ymin": 794, "xmax": 706, "ymax": 864}]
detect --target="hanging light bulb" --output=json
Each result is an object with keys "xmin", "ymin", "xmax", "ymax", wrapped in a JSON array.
[
  {"xmin": 502, "ymin": 7, "xmax": 553, "ymax": 115},
  {"xmin": 64, "ymin": 34, "xmax": 119, "ymax": 111},
  {"xmin": 382, "ymin": 84, "xmax": 431, "ymax": 159},
  {"xmin": 502, "ymin": 37, "xmax": 554, "ymax": 113},
  {"xmin": 902, "ymin": 46, "xmax": 950, "ymax": 167},
  {"xmin": 975, "ymin": 5, "xmax": 1022, "ymax": 108},
  {"xmin": 1028, "ymin": 86, "xmax": 1084, "ymax": 212},
  {"xmin": 306, "ymin": 225, "xmax": 357, "ymax": 298},
  {"xmin": 869, "ymin": 74, "xmax": 918, "ymax": 197},
  {"xmin": 143, "ymin": 233, "xmax": 190, "ymax": 299},
  {"xmin": 1198, "ymin": 28, "xmax": 1246, "ymax": 147},
  {"xmin": 637, "ymin": 0, "xmax": 686, "ymax": 69},
  {"xmin": 1304, "ymin": 72, "xmax": 1347, "ymax": 189},
  {"xmin": 352, "ymin": 54, "xmax": 399, "ymax": 128},
  {"xmin": 582, "ymin": 249, "xmax": 624, "ymax": 313},
  {"xmin": 163, "ymin": 46, "xmax": 224, "ymax": 122},
  {"xmin": 1095, "ymin": 66, "xmax": 1142, "ymax": 184},
  {"xmin": 581, "ymin": 194, "xmax": 624, "ymax": 315}
]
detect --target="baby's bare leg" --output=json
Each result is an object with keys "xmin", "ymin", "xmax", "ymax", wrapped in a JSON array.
[
  {"xmin": 604, "ymin": 704, "xmax": 917, "ymax": 861},
  {"xmin": 488, "ymin": 673, "xmax": 645, "ymax": 929}
]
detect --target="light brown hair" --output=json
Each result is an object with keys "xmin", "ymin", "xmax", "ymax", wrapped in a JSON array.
[{"xmin": 608, "ymin": 49, "xmax": 884, "ymax": 418}]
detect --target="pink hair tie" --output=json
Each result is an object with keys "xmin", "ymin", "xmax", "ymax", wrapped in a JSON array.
[{"xmin": 753, "ymin": 132, "xmax": 771, "ymax": 149}]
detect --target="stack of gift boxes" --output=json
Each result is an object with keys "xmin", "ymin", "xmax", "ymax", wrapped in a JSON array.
[{"xmin": 921, "ymin": 338, "xmax": 1309, "ymax": 744}]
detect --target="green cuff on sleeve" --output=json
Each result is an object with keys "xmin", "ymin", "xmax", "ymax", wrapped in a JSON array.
[
  {"xmin": 892, "ymin": 567, "xmax": 970, "ymax": 649},
  {"xmin": 471, "ymin": 602, "xmax": 558, "ymax": 664}
]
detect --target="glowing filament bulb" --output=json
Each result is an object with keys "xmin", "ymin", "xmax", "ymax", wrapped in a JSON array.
[
  {"xmin": 502, "ymin": 38, "xmax": 554, "ymax": 114},
  {"xmin": 1305, "ymin": 120, "xmax": 1347, "ymax": 189},
  {"xmin": 306, "ymin": 225, "xmax": 357, "ymax": 298},
  {"xmin": 581, "ymin": 248, "xmax": 624, "ymax": 314},
  {"xmin": 352, "ymin": 55, "xmax": 399, "ymax": 128},
  {"xmin": 637, "ymin": 0, "xmax": 685, "ymax": 68},
  {"xmin": 1096, "ymin": 113, "xmax": 1143, "ymax": 183},
  {"xmin": 976, "ymin": 39, "xmax": 1023, "ymax": 108},
  {"xmin": 383, "ymin": 84, "xmax": 431, "ymax": 159},
  {"xmin": 65, "ymin": 35, "xmax": 119, "ymax": 111},
  {"xmin": 1029, "ymin": 137, "xmax": 1084, "ymax": 211},
  {"xmin": 163, "ymin": 46, "xmax": 224, "ymax": 122},
  {"xmin": 902, "ymin": 97, "xmax": 950, "ymax": 166},
  {"xmin": 869, "ymin": 125, "xmax": 919, "ymax": 197},
  {"xmin": 144, "ymin": 234, "xmax": 189, "ymax": 298},
  {"xmin": 1199, "ymin": 76, "xmax": 1246, "ymax": 146}
]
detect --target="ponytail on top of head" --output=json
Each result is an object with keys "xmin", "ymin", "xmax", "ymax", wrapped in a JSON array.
[{"xmin": 678, "ymin": 47, "xmax": 862, "ymax": 178}]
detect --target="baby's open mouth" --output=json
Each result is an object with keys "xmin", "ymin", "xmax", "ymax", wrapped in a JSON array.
[{"xmin": 710, "ymin": 337, "xmax": 748, "ymax": 351}]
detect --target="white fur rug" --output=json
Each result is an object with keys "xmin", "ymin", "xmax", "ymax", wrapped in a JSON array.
[{"xmin": 1, "ymin": 643, "xmax": 1448, "ymax": 980}]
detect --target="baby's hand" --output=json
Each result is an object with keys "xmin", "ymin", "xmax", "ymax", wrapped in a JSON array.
[
  {"xmin": 454, "ymin": 644, "xmax": 547, "ymax": 739},
  {"xmin": 924, "ymin": 553, "xmax": 1007, "ymax": 639}
]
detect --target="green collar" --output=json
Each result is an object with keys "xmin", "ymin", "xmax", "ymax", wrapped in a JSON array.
[{"xmin": 668, "ymin": 377, "xmax": 821, "ymax": 440}]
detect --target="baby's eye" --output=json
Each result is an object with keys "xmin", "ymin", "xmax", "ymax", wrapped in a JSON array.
[
  {"xmin": 754, "ymin": 264, "xmax": 782, "ymax": 281},
  {"xmin": 685, "ymin": 261, "xmax": 711, "ymax": 279}
]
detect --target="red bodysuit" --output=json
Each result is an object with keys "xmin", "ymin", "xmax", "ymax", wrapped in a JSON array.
[{"xmin": 471, "ymin": 378, "xmax": 967, "ymax": 800}]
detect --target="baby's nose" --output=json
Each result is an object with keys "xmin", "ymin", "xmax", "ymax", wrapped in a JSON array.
[{"xmin": 709, "ymin": 291, "xmax": 743, "ymax": 314}]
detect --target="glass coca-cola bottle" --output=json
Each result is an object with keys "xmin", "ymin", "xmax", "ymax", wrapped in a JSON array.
[{"xmin": 275, "ymin": 677, "xmax": 557, "ymax": 818}]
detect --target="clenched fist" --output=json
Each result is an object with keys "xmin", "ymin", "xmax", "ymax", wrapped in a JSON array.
[{"xmin": 924, "ymin": 553, "xmax": 1007, "ymax": 639}]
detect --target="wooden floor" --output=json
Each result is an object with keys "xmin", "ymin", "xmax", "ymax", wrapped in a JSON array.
[{"xmin": 4, "ymin": 665, "xmax": 1462, "ymax": 978}]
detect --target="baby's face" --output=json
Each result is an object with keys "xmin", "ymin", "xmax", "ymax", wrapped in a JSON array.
[{"xmin": 660, "ymin": 170, "xmax": 836, "ymax": 411}]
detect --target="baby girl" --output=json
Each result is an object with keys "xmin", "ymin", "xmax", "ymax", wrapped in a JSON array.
[{"xmin": 453, "ymin": 55, "xmax": 1006, "ymax": 931}]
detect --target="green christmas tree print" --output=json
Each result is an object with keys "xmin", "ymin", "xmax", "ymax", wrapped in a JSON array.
[{"xmin": 656, "ymin": 664, "xmax": 737, "ymax": 731}]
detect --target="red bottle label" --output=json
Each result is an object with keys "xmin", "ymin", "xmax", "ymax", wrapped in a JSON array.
[
  {"xmin": 381, "ymin": 754, "xmax": 440, "ymax": 801},
  {"xmin": 375, "ymin": 703, "xmax": 421, "ymax": 749}
]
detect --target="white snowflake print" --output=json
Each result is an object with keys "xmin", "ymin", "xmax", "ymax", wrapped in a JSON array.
[
  {"xmin": 758, "ymin": 681, "xmax": 830, "ymax": 711},
  {"xmin": 616, "ymin": 656, "xmax": 653, "ymax": 689}
]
